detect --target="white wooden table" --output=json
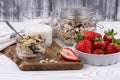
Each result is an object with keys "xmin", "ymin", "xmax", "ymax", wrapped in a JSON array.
[{"xmin": 0, "ymin": 21, "xmax": 120, "ymax": 80}]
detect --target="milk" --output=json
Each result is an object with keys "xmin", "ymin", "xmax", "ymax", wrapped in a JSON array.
[{"xmin": 24, "ymin": 23, "xmax": 52, "ymax": 47}]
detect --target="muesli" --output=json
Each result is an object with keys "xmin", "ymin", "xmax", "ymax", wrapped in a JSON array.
[
  {"xmin": 58, "ymin": 21, "xmax": 95, "ymax": 44},
  {"xmin": 16, "ymin": 35, "xmax": 46, "ymax": 60}
]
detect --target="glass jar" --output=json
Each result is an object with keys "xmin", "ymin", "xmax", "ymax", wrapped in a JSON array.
[
  {"xmin": 58, "ymin": 8, "xmax": 96, "ymax": 45},
  {"xmin": 16, "ymin": 35, "xmax": 46, "ymax": 61},
  {"xmin": 23, "ymin": 10, "xmax": 53, "ymax": 47}
]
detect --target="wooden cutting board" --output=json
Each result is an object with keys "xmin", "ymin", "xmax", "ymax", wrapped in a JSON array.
[{"xmin": 1, "ymin": 41, "xmax": 83, "ymax": 71}]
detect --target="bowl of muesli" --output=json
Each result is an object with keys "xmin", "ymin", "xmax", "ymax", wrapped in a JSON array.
[{"xmin": 16, "ymin": 34, "xmax": 46, "ymax": 61}]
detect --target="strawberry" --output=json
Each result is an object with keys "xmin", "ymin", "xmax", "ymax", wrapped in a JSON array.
[
  {"xmin": 83, "ymin": 31, "xmax": 101, "ymax": 43},
  {"xmin": 106, "ymin": 43, "xmax": 119, "ymax": 54},
  {"xmin": 60, "ymin": 48, "xmax": 79, "ymax": 61},
  {"xmin": 93, "ymin": 37, "xmax": 106, "ymax": 49},
  {"xmin": 92, "ymin": 49, "xmax": 104, "ymax": 54},
  {"xmin": 103, "ymin": 29, "xmax": 117, "ymax": 43},
  {"xmin": 106, "ymin": 39, "xmax": 120, "ymax": 54},
  {"xmin": 104, "ymin": 40, "xmax": 109, "ymax": 47},
  {"xmin": 77, "ymin": 40, "xmax": 92, "ymax": 53}
]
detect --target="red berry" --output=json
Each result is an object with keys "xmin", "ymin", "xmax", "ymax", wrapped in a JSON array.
[
  {"xmin": 104, "ymin": 40, "xmax": 109, "ymax": 46},
  {"xmin": 60, "ymin": 48, "xmax": 79, "ymax": 61},
  {"xmin": 83, "ymin": 31, "xmax": 101, "ymax": 43},
  {"xmin": 93, "ymin": 42, "xmax": 106, "ymax": 49},
  {"xmin": 106, "ymin": 39, "xmax": 120, "ymax": 54},
  {"xmin": 93, "ymin": 49, "xmax": 104, "ymax": 54},
  {"xmin": 84, "ymin": 49, "xmax": 91, "ymax": 53},
  {"xmin": 94, "ymin": 32, "xmax": 101, "ymax": 38},
  {"xmin": 77, "ymin": 40, "xmax": 92, "ymax": 53},
  {"xmin": 103, "ymin": 35, "xmax": 112, "ymax": 43},
  {"xmin": 106, "ymin": 43, "xmax": 120, "ymax": 54},
  {"xmin": 93, "ymin": 37, "xmax": 106, "ymax": 49},
  {"xmin": 104, "ymin": 29, "xmax": 117, "ymax": 43}
]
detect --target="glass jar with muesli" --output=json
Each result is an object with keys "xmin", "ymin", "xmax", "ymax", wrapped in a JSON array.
[
  {"xmin": 16, "ymin": 35, "xmax": 46, "ymax": 61},
  {"xmin": 58, "ymin": 8, "xmax": 96, "ymax": 44}
]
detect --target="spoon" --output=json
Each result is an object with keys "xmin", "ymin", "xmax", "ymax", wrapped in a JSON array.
[{"xmin": 5, "ymin": 21, "xmax": 23, "ymax": 39}]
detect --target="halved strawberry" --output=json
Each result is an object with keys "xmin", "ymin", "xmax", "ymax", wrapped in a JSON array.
[
  {"xmin": 83, "ymin": 31, "xmax": 101, "ymax": 43},
  {"xmin": 93, "ymin": 37, "xmax": 106, "ymax": 49},
  {"xmin": 106, "ymin": 39, "xmax": 120, "ymax": 54},
  {"xmin": 77, "ymin": 40, "xmax": 92, "ymax": 53},
  {"xmin": 103, "ymin": 29, "xmax": 117, "ymax": 43},
  {"xmin": 60, "ymin": 48, "xmax": 79, "ymax": 61},
  {"xmin": 92, "ymin": 49, "xmax": 104, "ymax": 54}
]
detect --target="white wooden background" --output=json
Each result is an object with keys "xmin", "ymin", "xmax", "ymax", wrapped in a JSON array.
[{"xmin": 0, "ymin": 0, "xmax": 120, "ymax": 21}]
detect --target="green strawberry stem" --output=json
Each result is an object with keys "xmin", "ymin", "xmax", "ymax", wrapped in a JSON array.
[
  {"xmin": 95, "ymin": 37, "xmax": 103, "ymax": 42},
  {"xmin": 76, "ymin": 33, "xmax": 86, "ymax": 43},
  {"xmin": 101, "ymin": 47, "xmax": 107, "ymax": 54},
  {"xmin": 112, "ymin": 39, "xmax": 120, "ymax": 48},
  {"xmin": 104, "ymin": 29, "xmax": 117, "ymax": 37}
]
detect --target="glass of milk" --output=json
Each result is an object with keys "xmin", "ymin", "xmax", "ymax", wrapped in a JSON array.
[{"xmin": 23, "ymin": 10, "xmax": 53, "ymax": 47}]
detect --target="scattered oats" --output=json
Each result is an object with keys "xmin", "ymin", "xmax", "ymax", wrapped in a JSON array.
[
  {"xmin": 39, "ymin": 58, "xmax": 58, "ymax": 64},
  {"xmin": 49, "ymin": 59, "xmax": 58, "ymax": 63},
  {"xmin": 39, "ymin": 59, "xmax": 45, "ymax": 64},
  {"xmin": 46, "ymin": 58, "xmax": 49, "ymax": 61},
  {"xmin": 44, "ymin": 58, "xmax": 49, "ymax": 63}
]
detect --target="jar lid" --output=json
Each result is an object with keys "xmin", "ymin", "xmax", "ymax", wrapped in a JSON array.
[{"xmin": 60, "ymin": 7, "xmax": 94, "ymax": 23}]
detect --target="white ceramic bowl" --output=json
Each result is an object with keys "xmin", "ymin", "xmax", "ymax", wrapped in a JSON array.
[{"xmin": 73, "ymin": 43, "xmax": 120, "ymax": 66}]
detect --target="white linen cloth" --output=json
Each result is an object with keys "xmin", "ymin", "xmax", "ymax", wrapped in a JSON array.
[{"xmin": 0, "ymin": 22, "xmax": 23, "ymax": 51}]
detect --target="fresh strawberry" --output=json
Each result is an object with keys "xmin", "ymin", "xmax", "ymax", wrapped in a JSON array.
[
  {"xmin": 92, "ymin": 49, "xmax": 104, "ymax": 54},
  {"xmin": 106, "ymin": 43, "xmax": 119, "ymax": 54},
  {"xmin": 104, "ymin": 40, "xmax": 109, "ymax": 47},
  {"xmin": 93, "ymin": 37, "xmax": 106, "ymax": 49},
  {"xmin": 60, "ymin": 48, "xmax": 79, "ymax": 61},
  {"xmin": 77, "ymin": 40, "xmax": 92, "ymax": 53},
  {"xmin": 103, "ymin": 29, "xmax": 117, "ymax": 43},
  {"xmin": 106, "ymin": 39, "xmax": 120, "ymax": 54},
  {"xmin": 83, "ymin": 31, "xmax": 101, "ymax": 43}
]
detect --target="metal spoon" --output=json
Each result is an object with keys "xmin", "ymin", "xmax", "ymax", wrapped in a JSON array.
[{"xmin": 5, "ymin": 21, "xmax": 23, "ymax": 39}]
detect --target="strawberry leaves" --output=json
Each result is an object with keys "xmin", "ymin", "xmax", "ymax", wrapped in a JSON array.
[
  {"xmin": 76, "ymin": 33, "xmax": 86, "ymax": 43},
  {"xmin": 104, "ymin": 29, "xmax": 117, "ymax": 36}
]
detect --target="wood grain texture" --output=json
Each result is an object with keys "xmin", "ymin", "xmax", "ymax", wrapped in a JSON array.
[
  {"xmin": 2, "ymin": 40, "xmax": 83, "ymax": 71},
  {"xmin": 0, "ymin": 0, "xmax": 119, "ymax": 21}
]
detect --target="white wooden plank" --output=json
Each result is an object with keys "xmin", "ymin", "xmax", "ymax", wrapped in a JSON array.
[
  {"xmin": 105, "ymin": 0, "xmax": 117, "ymax": 21},
  {"xmin": 0, "ymin": 0, "xmax": 119, "ymax": 21}
]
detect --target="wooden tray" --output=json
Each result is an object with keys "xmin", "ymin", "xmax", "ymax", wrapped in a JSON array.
[{"xmin": 1, "ymin": 41, "xmax": 83, "ymax": 71}]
